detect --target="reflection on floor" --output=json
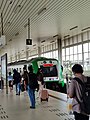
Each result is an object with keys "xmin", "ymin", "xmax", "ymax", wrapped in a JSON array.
[{"xmin": 0, "ymin": 89, "xmax": 74, "ymax": 120}]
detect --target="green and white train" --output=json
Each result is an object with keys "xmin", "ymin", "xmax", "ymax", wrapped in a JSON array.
[{"xmin": 8, "ymin": 57, "xmax": 66, "ymax": 93}]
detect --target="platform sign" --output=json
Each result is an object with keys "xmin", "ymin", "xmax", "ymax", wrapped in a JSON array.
[{"xmin": 1, "ymin": 53, "xmax": 8, "ymax": 94}]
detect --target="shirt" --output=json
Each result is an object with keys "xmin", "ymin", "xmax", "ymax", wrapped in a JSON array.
[
  {"xmin": 68, "ymin": 75, "xmax": 87, "ymax": 114},
  {"xmin": 8, "ymin": 75, "xmax": 13, "ymax": 81}
]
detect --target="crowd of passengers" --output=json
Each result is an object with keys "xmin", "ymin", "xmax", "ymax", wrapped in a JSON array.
[
  {"xmin": 7, "ymin": 64, "xmax": 90, "ymax": 120},
  {"xmin": 8, "ymin": 65, "xmax": 44, "ymax": 109}
]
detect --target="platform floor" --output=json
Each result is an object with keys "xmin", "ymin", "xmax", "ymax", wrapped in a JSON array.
[{"xmin": 0, "ymin": 88, "xmax": 76, "ymax": 120}]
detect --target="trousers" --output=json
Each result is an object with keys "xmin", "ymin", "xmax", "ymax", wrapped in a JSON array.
[
  {"xmin": 73, "ymin": 112, "xmax": 89, "ymax": 120},
  {"xmin": 28, "ymin": 86, "xmax": 35, "ymax": 108}
]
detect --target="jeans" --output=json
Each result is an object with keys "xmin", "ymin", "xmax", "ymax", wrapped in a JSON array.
[
  {"xmin": 28, "ymin": 86, "xmax": 35, "ymax": 108},
  {"xmin": 16, "ymin": 83, "xmax": 21, "ymax": 95},
  {"xmin": 73, "ymin": 112, "xmax": 89, "ymax": 120}
]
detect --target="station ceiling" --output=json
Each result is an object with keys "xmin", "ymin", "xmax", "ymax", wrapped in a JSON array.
[{"xmin": 0, "ymin": 0, "xmax": 90, "ymax": 42}]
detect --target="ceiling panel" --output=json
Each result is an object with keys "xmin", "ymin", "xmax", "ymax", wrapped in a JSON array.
[{"xmin": 0, "ymin": 0, "xmax": 90, "ymax": 42}]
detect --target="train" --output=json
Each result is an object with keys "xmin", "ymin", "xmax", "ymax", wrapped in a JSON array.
[{"xmin": 8, "ymin": 57, "xmax": 66, "ymax": 93}]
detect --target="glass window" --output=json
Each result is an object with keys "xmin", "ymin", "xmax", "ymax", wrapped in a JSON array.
[
  {"xmin": 78, "ymin": 34, "xmax": 82, "ymax": 42},
  {"xmin": 74, "ymin": 46, "xmax": 77, "ymax": 54},
  {"xmin": 70, "ymin": 55, "xmax": 73, "ymax": 61},
  {"xmin": 51, "ymin": 44, "xmax": 53, "ymax": 50},
  {"xmin": 78, "ymin": 54, "xmax": 82, "ymax": 60},
  {"xmin": 83, "ymin": 32, "xmax": 88, "ymax": 41},
  {"xmin": 52, "ymin": 43, "xmax": 55, "ymax": 49},
  {"xmin": 74, "ymin": 55, "xmax": 77, "ymax": 61},
  {"xmin": 73, "ymin": 36, "xmax": 77, "ymax": 44},
  {"xmin": 49, "ymin": 52, "xmax": 52, "ymax": 58},
  {"xmin": 53, "ymin": 50, "xmax": 58, "ymax": 59},
  {"xmin": 41, "ymin": 54, "xmax": 43, "ymax": 57},
  {"xmin": 66, "ymin": 39, "xmax": 69, "ymax": 46},
  {"xmin": 89, "ymin": 42, "xmax": 90, "ymax": 52},
  {"xmin": 70, "ymin": 37, "xmax": 73, "ymax": 45},
  {"xmin": 54, "ymin": 50, "xmax": 58, "ymax": 59},
  {"xmin": 62, "ymin": 56, "xmax": 65, "ymax": 61},
  {"xmin": 78, "ymin": 45, "xmax": 82, "ymax": 53},
  {"xmin": 70, "ymin": 47, "xmax": 73, "ymax": 55},
  {"xmin": 66, "ymin": 48, "xmax": 69, "ymax": 55},
  {"xmin": 88, "ymin": 31, "xmax": 90, "ymax": 40},
  {"xmin": 84, "ymin": 53, "xmax": 88, "ymax": 61},
  {"xmin": 83, "ymin": 43, "xmax": 88, "ymax": 53},
  {"xmin": 62, "ymin": 49, "xmax": 65, "ymax": 56},
  {"xmin": 62, "ymin": 40, "xmax": 64, "ymax": 47},
  {"xmin": 55, "ymin": 42, "xmax": 58, "ymax": 49},
  {"xmin": 66, "ymin": 56, "xmax": 69, "ymax": 61}
]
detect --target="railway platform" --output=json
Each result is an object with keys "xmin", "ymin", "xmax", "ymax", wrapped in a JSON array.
[{"xmin": 0, "ymin": 88, "xmax": 75, "ymax": 120}]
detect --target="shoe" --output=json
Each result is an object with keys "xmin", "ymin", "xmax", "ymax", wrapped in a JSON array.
[{"xmin": 30, "ymin": 106, "xmax": 35, "ymax": 109}]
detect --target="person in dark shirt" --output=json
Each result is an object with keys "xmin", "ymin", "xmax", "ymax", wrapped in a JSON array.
[
  {"xmin": 37, "ymin": 68, "xmax": 44, "ymax": 85},
  {"xmin": 13, "ymin": 69, "xmax": 21, "ymax": 95},
  {"xmin": 22, "ymin": 66, "xmax": 28, "ymax": 91},
  {"xmin": 27, "ymin": 65, "xmax": 38, "ymax": 109}
]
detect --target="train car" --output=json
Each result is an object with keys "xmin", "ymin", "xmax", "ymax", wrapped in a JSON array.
[{"xmin": 8, "ymin": 57, "xmax": 66, "ymax": 93}]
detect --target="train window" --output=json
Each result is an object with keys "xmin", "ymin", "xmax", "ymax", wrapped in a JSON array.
[{"xmin": 40, "ymin": 65, "xmax": 58, "ymax": 77}]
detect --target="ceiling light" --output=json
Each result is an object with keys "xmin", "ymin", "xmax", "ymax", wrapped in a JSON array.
[
  {"xmin": 70, "ymin": 26, "xmax": 78, "ymax": 30},
  {"xmin": 33, "ymin": 44, "xmax": 36, "ymax": 46},
  {"xmin": 64, "ymin": 35, "xmax": 70, "ymax": 38},
  {"xmin": 38, "ymin": 7, "xmax": 46, "ymax": 15},
  {"xmin": 81, "ymin": 27, "xmax": 90, "ymax": 31},
  {"xmin": 10, "ymin": 1, "xmax": 13, "ymax": 4},
  {"xmin": 41, "ymin": 40, "xmax": 45, "ymax": 43},
  {"xmin": 15, "ymin": 32, "xmax": 19, "ymax": 36},
  {"xmin": 50, "ymin": 41, "xmax": 54, "ymax": 43},
  {"xmin": 14, "ymin": 5, "xmax": 22, "ymax": 14},
  {"xmin": 53, "ymin": 34, "xmax": 59, "ymax": 38}
]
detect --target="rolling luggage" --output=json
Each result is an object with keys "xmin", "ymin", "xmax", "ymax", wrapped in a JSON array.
[{"xmin": 40, "ymin": 89, "xmax": 49, "ymax": 102}]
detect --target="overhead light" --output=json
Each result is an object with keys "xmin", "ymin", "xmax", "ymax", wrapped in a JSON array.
[
  {"xmin": 50, "ymin": 41, "xmax": 55, "ymax": 43},
  {"xmin": 41, "ymin": 40, "xmax": 45, "ymax": 43},
  {"xmin": 64, "ymin": 35, "xmax": 70, "ymax": 38},
  {"xmin": 70, "ymin": 26, "xmax": 78, "ymax": 30},
  {"xmin": 24, "ymin": 23, "xmax": 28, "ymax": 28},
  {"xmin": 81, "ymin": 27, "xmax": 90, "ymax": 31},
  {"xmin": 53, "ymin": 34, "xmax": 59, "ymax": 38},
  {"xmin": 15, "ymin": 32, "xmax": 19, "ymax": 36},
  {"xmin": 38, "ymin": 7, "xmax": 46, "ymax": 15},
  {"xmin": 41, "ymin": 45, "xmax": 44, "ymax": 46},
  {"xmin": 33, "ymin": 44, "xmax": 36, "ymax": 46},
  {"xmin": 9, "ymin": 39, "xmax": 12, "ymax": 42},
  {"xmin": 10, "ymin": 0, "xmax": 13, "ymax": 4},
  {"xmin": 14, "ymin": 5, "xmax": 22, "ymax": 14}
]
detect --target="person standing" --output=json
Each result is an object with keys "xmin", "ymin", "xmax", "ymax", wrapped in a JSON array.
[
  {"xmin": 27, "ymin": 65, "xmax": 38, "ymax": 109},
  {"xmin": 37, "ymin": 68, "xmax": 44, "ymax": 97},
  {"xmin": 8, "ymin": 72, "xmax": 13, "ymax": 92},
  {"xmin": 13, "ymin": 69, "xmax": 21, "ymax": 95},
  {"xmin": 21, "ymin": 66, "xmax": 28, "ymax": 91},
  {"xmin": 68, "ymin": 64, "xmax": 89, "ymax": 120}
]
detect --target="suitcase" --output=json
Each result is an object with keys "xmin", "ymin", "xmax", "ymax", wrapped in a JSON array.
[{"xmin": 40, "ymin": 89, "xmax": 49, "ymax": 102}]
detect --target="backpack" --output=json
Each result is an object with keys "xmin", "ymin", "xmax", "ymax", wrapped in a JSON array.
[
  {"xmin": 28, "ymin": 73, "xmax": 39, "ymax": 89},
  {"xmin": 74, "ymin": 77, "xmax": 90, "ymax": 114}
]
